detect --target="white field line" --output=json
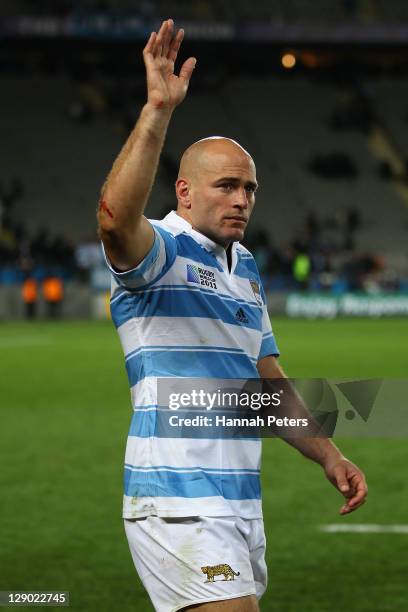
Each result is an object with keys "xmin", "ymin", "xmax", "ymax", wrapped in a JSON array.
[{"xmin": 321, "ymin": 524, "xmax": 408, "ymax": 534}]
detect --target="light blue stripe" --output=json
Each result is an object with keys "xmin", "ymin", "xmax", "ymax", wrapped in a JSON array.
[
  {"xmin": 175, "ymin": 234, "xmax": 224, "ymax": 271},
  {"xmin": 114, "ymin": 283, "xmax": 260, "ymax": 309},
  {"xmin": 259, "ymin": 335, "xmax": 279, "ymax": 359},
  {"xmin": 111, "ymin": 286, "xmax": 262, "ymax": 330},
  {"xmin": 234, "ymin": 257, "xmax": 260, "ymax": 280},
  {"xmin": 124, "ymin": 465, "xmax": 261, "ymax": 499},
  {"xmin": 125, "ymin": 344, "xmax": 254, "ymax": 362},
  {"xmin": 125, "ymin": 349, "xmax": 259, "ymax": 387}
]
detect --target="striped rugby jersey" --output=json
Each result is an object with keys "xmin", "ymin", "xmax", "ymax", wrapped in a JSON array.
[{"xmin": 104, "ymin": 210, "xmax": 279, "ymax": 519}]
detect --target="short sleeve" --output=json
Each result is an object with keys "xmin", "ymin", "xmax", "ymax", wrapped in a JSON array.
[
  {"xmin": 259, "ymin": 286, "xmax": 280, "ymax": 359},
  {"xmin": 102, "ymin": 224, "xmax": 177, "ymax": 290}
]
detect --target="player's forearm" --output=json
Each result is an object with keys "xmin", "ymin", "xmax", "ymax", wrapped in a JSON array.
[
  {"xmin": 284, "ymin": 437, "xmax": 344, "ymax": 468},
  {"xmin": 258, "ymin": 358, "xmax": 345, "ymax": 467},
  {"xmin": 98, "ymin": 103, "xmax": 173, "ymax": 234}
]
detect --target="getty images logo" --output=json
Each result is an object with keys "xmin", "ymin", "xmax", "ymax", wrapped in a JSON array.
[{"xmin": 297, "ymin": 379, "xmax": 382, "ymax": 436}]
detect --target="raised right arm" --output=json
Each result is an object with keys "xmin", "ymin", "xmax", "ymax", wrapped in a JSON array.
[{"xmin": 97, "ymin": 19, "xmax": 196, "ymax": 271}]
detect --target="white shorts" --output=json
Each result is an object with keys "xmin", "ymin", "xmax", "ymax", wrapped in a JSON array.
[{"xmin": 124, "ymin": 515, "xmax": 267, "ymax": 612}]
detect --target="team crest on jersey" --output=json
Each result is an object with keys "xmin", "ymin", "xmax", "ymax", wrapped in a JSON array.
[
  {"xmin": 249, "ymin": 280, "xmax": 262, "ymax": 305},
  {"xmin": 187, "ymin": 264, "xmax": 217, "ymax": 289}
]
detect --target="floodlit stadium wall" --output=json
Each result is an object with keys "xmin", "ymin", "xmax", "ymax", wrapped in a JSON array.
[
  {"xmin": 279, "ymin": 292, "xmax": 408, "ymax": 318},
  {"xmin": 2, "ymin": 285, "xmax": 408, "ymax": 319}
]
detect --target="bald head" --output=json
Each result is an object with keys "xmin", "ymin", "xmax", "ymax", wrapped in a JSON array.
[
  {"xmin": 175, "ymin": 136, "xmax": 257, "ymax": 247},
  {"xmin": 178, "ymin": 137, "xmax": 254, "ymax": 184}
]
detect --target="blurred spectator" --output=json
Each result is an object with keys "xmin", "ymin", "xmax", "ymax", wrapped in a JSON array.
[
  {"xmin": 22, "ymin": 276, "xmax": 38, "ymax": 319},
  {"xmin": 293, "ymin": 252, "xmax": 311, "ymax": 291},
  {"xmin": 42, "ymin": 275, "xmax": 64, "ymax": 319}
]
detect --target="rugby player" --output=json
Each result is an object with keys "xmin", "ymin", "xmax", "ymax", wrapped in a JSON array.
[{"xmin": 98, "ymin": 19, "xmax": 367, "ymax": 612}]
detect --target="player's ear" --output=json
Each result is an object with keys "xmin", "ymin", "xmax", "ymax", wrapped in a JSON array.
[{"xmin": 175, "ymin": 178, "xmax": 192, "ymax": 209}]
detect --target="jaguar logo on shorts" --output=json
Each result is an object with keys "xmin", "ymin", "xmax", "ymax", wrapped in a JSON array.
[{"xmin": 201, "ymin": 563, "xmax": 241, "ymax": 582}]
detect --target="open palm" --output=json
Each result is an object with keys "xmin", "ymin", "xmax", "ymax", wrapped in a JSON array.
[{"xmin": 143, "ymin": 19, "xmax": 196, "ymax": 110}]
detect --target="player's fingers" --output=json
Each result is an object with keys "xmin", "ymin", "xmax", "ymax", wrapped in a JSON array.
[
  {"xmin": 352, "ymin": 477, "xmax": 368, "ymax": 503},
  {"xmin": 142, "ymin": 33, "xmax": 158, "ymax": 72},
  {"xmin": 340, "ymin": 497, "xmax": 366, "ymax": 515},
  {"xmin": 339, "ymin": 478, "xmax": 367, "ymax": 514},
  {"xmin": 178, "ymin": 57, "xmax": 197, "ymax": 83},
  {"xmin": 349, "ymin": 473, "xmax": 368, "ymax": 498},
  {"xmin": 143, "ymin": 31, "xmax": 156, "ymax": 57},
  {"xmin": 155, "ymin": 19, "xmax": 168, "ymax": 57},
  {"xmin": 156, "ymin": 19, "xmax": 168, "ymax": 39},
  {"xmin": 147, "ymin": 32, "xmax": 161, "ymax": 60},
  {"xmin": 162, "ymin": 18, "xmax": 174, "ymax": 58},
  {"xmin": 143, "ymin": 31, "xmax": 154, "ymax": 52},
  {"xmin": 334, "ymin": 468, "xmax": 350, "ymax": 496},
  {"xmin": 168, "ymin": 28, "xmax": 184, "ymax": 63}
]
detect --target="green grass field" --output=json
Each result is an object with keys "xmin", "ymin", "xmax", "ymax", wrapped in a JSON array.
[{"xmin": 1, "ymin": 318, "xmax": 407, "ymax": 611}]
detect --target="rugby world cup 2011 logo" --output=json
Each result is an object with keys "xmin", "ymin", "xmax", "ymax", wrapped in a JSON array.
[
  {"xmin": 187, "ymin": 264, "xmax": 201, "ymax": 284},
  {"xmin": 186, "ymin": 264, "xmax": 217, "ymax": 289}
]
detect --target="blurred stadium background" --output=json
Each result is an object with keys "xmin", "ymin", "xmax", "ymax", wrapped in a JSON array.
[{"xmin": 1, "ymin": 1, "xmax": 407, "ymax": 611}]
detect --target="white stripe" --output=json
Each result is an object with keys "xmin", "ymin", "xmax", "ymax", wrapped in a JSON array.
[
  {"xmin": 133, "ymin": 407, "xmax": 157, "ymax": 412},
  {"xmin": 261, "ymin": 304, "xmax": 274, "ymax": 339},
  {"xmin": 122, "ymin": 494, "xmax": 262, "ymax": 519},
  {"xmin": 155, "ymin": 255, "xmax": 261, "ymax": 305},
  {"xmin": 124, "ymin": 466, "xmax": 259, "ymax": 475},
  {"xmin": 125, "ymin": 436, "xmax": 261, "ymax": 472},
  {"xmin": 321, "ymin": 524, "xmax": 408, "ymax": 534},
  {"xmin": 130, "ymin": 377, "xmax": 158, "ymax": 408},
  {"xmin": 118, "ymin": 316, "xmax": 262, "ymax": 362},
  {"xmin": 126, "ymin": 230, "xmax": 167, "ymax": 289},
  {"xmin": 105, "ymin": 229, "xmax": 166, "ymax": 291},
  {"xmin": 110, "ymin": 290, "xmax": 128, "ymax": 305}
]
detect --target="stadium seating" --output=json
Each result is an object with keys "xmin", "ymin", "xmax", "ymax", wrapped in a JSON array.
[
  {"xmin": 1, "ymin": 73, "xmax": 408, "ymax": 280},
  {"xmin": 0, "ymin": 75, "xmax": 124, "ymax": 239}
]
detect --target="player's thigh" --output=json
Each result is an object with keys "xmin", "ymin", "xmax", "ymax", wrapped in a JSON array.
[{"xmin": 181, "ymin": 594, "xmax": 259, "ymax": 611}]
